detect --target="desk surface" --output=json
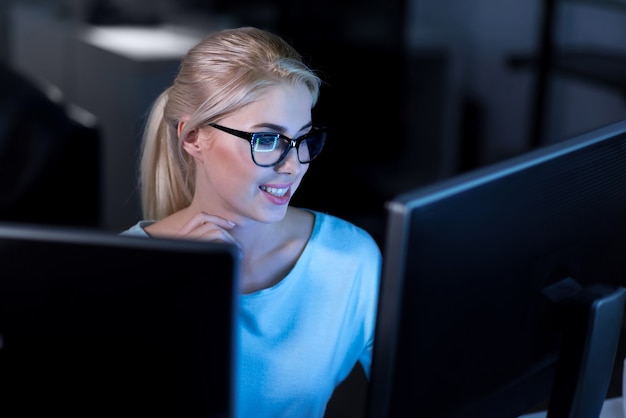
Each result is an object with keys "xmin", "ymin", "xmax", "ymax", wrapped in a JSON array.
[{"xmin": 519, "ymin": 397, "xmax": 623, "ymax": 418}]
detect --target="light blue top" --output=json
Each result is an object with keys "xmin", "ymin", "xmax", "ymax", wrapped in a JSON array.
[{"xmin": 121, "ymin": 210, "xmax": 381, "ymax": 418}]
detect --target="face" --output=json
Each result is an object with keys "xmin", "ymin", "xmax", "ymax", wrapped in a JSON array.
[{"xmin": 184, "ymin": 83, "xmax": 314, "ymax": 225}]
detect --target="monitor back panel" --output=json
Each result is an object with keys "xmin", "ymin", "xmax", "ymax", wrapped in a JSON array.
[
  {"xmin": 368, "ymin": 119, "xmax": 626, "ymax": 418},
  {"xmin": 0, "ymin": 222, "xmax": 239, "ymax": 418}
]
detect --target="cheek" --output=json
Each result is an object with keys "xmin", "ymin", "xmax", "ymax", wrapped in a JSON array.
[
  {"xmin": 298, "ymin": 163, "xmax": 310, "ymax": 180},
  {"xmin": 202, "ymin": 141, "xmax": 258, "ymax": 184},
  {"xmin": 290, "ymin": 163, "xmax": 309, "ymax": 191},
  {"xmin": 202, "ymin": 134, "xmax": 250, "ymax": 167}
]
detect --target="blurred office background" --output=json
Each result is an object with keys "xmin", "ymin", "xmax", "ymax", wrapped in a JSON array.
[
  {"xmin": 1, "ymin": 0, "xmax": 626, "ymax": 243},
  {"xmin": 1, "ymin": 1, "xmax": 626, "ymax": 416}
]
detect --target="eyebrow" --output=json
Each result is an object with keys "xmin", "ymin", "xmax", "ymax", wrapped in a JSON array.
[{"xmin": 251, "ymin": 122, "xmax": 313, "ymax": 134}]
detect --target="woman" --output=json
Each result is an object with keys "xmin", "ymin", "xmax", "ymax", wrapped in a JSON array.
[{"xmin": 122, "ymin": 26, "xmax": 381, "ymax": 417}]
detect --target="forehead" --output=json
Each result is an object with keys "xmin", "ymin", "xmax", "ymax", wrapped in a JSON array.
[{"xmin": 227, "ymin": 84, "xmax": 313, "ymax": 129}]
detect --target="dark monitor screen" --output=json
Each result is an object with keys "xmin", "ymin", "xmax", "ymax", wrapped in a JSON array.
[
  {"xmin": 367, "ymin": 119, "xmax": 626, "ymax": 418},
  {"xmin": 0, "ymin": 222, "xmax": 240, "ymax": 418}
]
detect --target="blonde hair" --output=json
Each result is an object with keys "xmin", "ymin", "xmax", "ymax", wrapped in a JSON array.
[{"xmin": 139, "ymin": 26, "xmax": 322, "ymax": 220}]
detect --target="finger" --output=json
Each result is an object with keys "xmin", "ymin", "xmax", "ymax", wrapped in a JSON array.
[
  {"xmin": 176, "ymin": 217, "xmax": 241, "ymax": 248},
  {"xmin": 178, "ymin": 212, "xmax": 236, "ymax": 236},
  {"xmin": 198, "ymin": 212, "xmax": 237, "ymax": 229},
  {"xmin": 196, "ymin": 226, "xmax": 242, "ymax": 249}
]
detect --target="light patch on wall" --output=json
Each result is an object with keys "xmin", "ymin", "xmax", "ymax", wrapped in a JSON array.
[{"xmin": 80, "ymin": 25, "xmax": 202, "ymax": 60}]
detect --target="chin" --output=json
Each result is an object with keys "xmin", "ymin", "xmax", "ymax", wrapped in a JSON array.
[{"xmin": 259, "ymin": 206, "xmax": 289, "ymax": 224}]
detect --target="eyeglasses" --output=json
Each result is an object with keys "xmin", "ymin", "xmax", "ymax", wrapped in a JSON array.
[{"xmin": 209, "ymin": 123, "xmax": 327, "ymax": 167}]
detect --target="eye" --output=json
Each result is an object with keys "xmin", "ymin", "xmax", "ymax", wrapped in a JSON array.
[{"xmin": 252, "ymin": 134, "xmax": 280, "ymax": 152}]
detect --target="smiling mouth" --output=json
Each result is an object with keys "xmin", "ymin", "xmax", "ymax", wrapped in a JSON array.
[{"xmin": 260, "ymin": 185, "xmax": 289, "ymax": 197}]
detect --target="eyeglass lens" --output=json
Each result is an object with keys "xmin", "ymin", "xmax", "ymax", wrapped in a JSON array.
[{"xmin": 251, "ymin": 131, "xmax": 325, "ymax": 166}]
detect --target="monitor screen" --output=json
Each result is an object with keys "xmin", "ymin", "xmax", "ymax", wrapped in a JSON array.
[
  {"xmin": 367, "ymin": 119, "xmax": 626, "ymax": 418},
  {"xmin": 0, "ymin": 222, "xmax": 240, "ymax": 418}
]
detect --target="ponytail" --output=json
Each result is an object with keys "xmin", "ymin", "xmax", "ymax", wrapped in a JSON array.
[{"xmin": 139, "ymin": 88, "xmax": 194, "ymax": 220}]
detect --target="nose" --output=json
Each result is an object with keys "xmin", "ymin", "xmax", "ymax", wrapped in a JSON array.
[{"xmin": 275, "ymin": 147, "xmax": 303, "ymax": 174}]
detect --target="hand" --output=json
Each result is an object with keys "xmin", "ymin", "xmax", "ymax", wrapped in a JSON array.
[{"xmin": 175, "ymin": 212, "xmax": 241, "ymax": 249}]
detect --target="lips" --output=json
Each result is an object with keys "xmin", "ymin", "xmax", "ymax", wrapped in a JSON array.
[{"xmin": 259, "ymin": 185, "xmax": 289, "ymax": 197}]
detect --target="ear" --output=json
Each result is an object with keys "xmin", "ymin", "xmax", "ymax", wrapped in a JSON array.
[
  {"xmin": 178, "ymin": 117, "xmax": 202, "ymax": 158},
  {"xmin": 176, "ymin": 116, "xmax": 191, "ymax": 139}
]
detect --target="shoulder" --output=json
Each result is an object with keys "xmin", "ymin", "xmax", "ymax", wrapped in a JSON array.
[
  {"xmin": 305, "ymin": 211, "xmax": 381, "ymax": 311},
  {"xmin": 310, "ymin": 210, "xmax": 381, "ymax": 259},
  {"xmin": 120, "ymin": 221, "xmax": 156, "ymax": 237}
]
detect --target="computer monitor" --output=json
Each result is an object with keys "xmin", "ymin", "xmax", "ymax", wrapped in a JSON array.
[
  {"xmin": 367, "ymin": 119, "xmax": 626, "ymax": 418},
  {"xmin": 0, "ymin": 222, "xmax": 240, "ymax": 418}
]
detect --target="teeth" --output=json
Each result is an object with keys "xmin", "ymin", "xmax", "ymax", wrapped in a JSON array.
[{"xmin": 261, "ymin": 185, "xmax": 288, "ymax": 197}]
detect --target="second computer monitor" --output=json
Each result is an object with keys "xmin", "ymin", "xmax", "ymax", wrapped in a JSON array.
[{"xmin": 368, "ymin": 119, "xmax": 626, "ymax": 418}]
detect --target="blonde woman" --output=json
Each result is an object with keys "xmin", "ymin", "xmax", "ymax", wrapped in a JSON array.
[{"xmin": 122, "ymin": 26, "xmax": 381, "ymax": 417}]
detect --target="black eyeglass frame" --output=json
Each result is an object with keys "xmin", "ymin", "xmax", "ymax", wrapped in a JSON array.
[{"xmin": 208, "ymin": 123, "xmax": 327, "ymax": 167}]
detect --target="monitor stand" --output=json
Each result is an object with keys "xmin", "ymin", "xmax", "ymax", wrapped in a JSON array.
[{"xmin": 543, "ymin": 278, "xmax": 626, "ymax": 418}]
